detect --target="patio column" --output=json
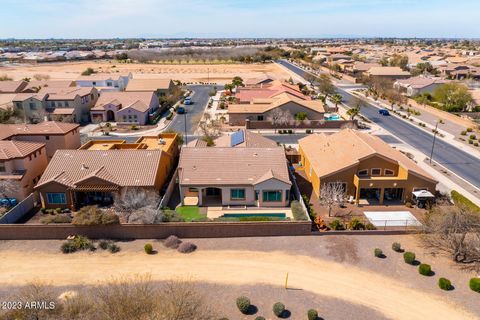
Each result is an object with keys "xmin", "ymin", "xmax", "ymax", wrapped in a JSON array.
[
  {"xmin": 355, "ymin": 187, "xmax": 360, "ymax": 206},
  {"xmin": 197, "ymin": 188, "xmax": 203, "ymax": 206},
  {"xmin": 379, "ymin": 188, "xmax": 385, "ymax": 205},
  {"xmin": 179, "ymin": 185, "xmax": 184, "ymax": 205}
]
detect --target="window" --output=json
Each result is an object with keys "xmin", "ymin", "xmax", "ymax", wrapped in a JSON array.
[
  {"xmin": 123, "ymin": 115, "xmax": 128, "ymax": 122},
  {"xmin": 255, "ymin": 191, "xmax": 259, "ymax": 201},
  {"xmin": 263, "ymin": 190, "xmax": 282, "ymax": 202},
  {"xmin": 257, "ymin": 115, "xmax": 264, "ymax": 121},
  {"xmin": 16, "ymin": 102, "xmax": 23, "ymax": 109},
  {"xmin": 45, "ymin": 136, "xmax": 50, "ymax": 140},
  {"xmin": 285, "ymin": 189, "xmax": 290, "ymax": 201},
  {"xmin": 358, "ymin": 169, "xmax": 369, "ymax": 176},
  {"xmin": 92, "ymin": 81, "xmax": 97, "ymax": 86},
  {"xmin": 65, "ymin": 101, "xmax": 69, "ymax": 107},
  {"xmin": 371, "ymin": 168, "xmax": 381, "ymax": 176},
  {"xmin": 384, "ymin": 169, "xmax": 395, "ymax": 176},
  {"xmin": 0, "ymin": 162, "xmax": 5, "ymax": 172},
  {"xmin": 29, "ymin": 102, "xmax": 37, "ymax": 110},
  {"xmin": 230, "ymin": 189, "xmax": 245, "ymax": 200},
  {"xmin": 107, "ymin": 82, "xmax": 112, "ymax": 86},
  {"xmin": 47, "ymin": 193, "xmax": 66, "ymax": 204},
  {"xmin": 57, "ymin": 102, "xmax": 63, "ymax": 107}
]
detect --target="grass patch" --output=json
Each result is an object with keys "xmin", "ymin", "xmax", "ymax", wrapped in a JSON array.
[
  {"xmin": 175, "ymin": 206, "xmax": 204, "ymax": 222},
  {"xmin": 451, "ymin": 190, "xmax": 480, "ymax": 214}
]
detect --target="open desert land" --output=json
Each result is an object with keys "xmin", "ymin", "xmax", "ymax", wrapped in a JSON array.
[
  {"xmin": 0, "ymin": 235, "xmax": 478, "ymax": 320},
  {"xmin": 0, "ymin": 61, "xmax": 290, "ymax": 84}
]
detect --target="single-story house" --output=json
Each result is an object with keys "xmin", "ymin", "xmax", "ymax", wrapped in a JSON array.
[
  {"xmin": 35, "ymin": 149, "xmax": 171, "ymax": 210},
  {"xmin": 235, "ymin": 80, "xmax": 310, "ymax": 104},
  {"xmin": 298, "ymin": 129, "xmax": 437, "ymax": 205},
  {"xmin": 90, "ymin": 91, "xmax": 159, "ymax": 124},
  {"xmin": 178, "ymin": 146, "xmax": 292, "ymax": 207},
  {"xmin": 125, "ymin": 79, "xmax": 175, "ymax": 97},
  {"xmin": 228, "ymin": 93, "xmax": 325, "ymax": 126},
  {"xmin": 393, "ymin": 76, "xmax": 449, "ymax": 97},
  {"xmin": 365, "ymin": 67, "xmax": 411, "ymax": 80}
]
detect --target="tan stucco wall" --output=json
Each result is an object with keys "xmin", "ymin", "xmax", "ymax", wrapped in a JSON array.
[{"xmin": 14, "ymin": 129, "xmax": 80, "ymax": 159}]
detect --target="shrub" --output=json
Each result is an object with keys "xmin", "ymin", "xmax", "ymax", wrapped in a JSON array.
[
  {"xmin": 61, "ymin": 241, "xmax": 77, "ymax": 254},
  {"xmin": 470, "ymin": 278, "xmax": 480, "ymax": 293},
  {"xmin": 418, "ymin": 263, "xmax": 432, "ymax": 276},
  {"xmin": 451, "ymin": 190, "xmax": 480, "ymax": 213},
  {"xmin": 81, "ymin": 67, "xmax": 95, "ymax": 76},
  {"xmin": 144, "ymin": 243, "xmax": 153, "ymax": 254},
  {"xmin": 291, "ymin": 200, "xmax": 308, "ymax": 220},
  {"xmin": 374, "ymin": 248, "xmax": 383, "ymax": 258},
  {"xmin": 438, "ymin": 278, "xmax": 452, "ymax": 291},
  {"xmin": 236, "ymin": 296, "xmax": 251, "ymax": 314},
  {"xmin": 469, "ymin": 139, "xmax": 474, "ymax": 144},
  {"xmin": 467, "ymin": 127, "xmax": 473, "ymax": 132},
  {"xmin": 475, "ymin": 142, "xmax": 479, "ymax": 147},
  {"xmin": 255, "ymin": 317, "xmax": 265, "ymax": 320},
  {"xmin": 469, "ymin": 134, "xmax": 476, "ymax": 140},
  {"xmin": 72, "ymin": 206, "xmax": 119, "ymax": 226},
  {"xmin": 73, "ymin": 235, "xmax": 95, "ymax": 251},
  {"xmin": 365, "ymin": 222, "xmax": 376, "ymax": 230},
  {"xmin": 272, "ymin": 302, "xmax": 285, "ymax": 317},
  {"xmin": 288, "ymin": 129, "xmax": 293, "ymax": 134},
  {"xmin": 178, "ymin": 242, "xmax": 197, "ymax": 253},
  {"xmin": 308, "ymin": 308, "xmax": 318, "ymax": 320},
  {"xmin": 392, "ymin": 242, "xmax": 402, "ymax": 252},
  {"xmin": 405, "ymin": 202, "xmax": 413, "ymax": 208},
  {"xmin": 108, "ymin": 243, "xmax": 121, "ymax": 253},
  {"xmin": 329, "ymin": 219, "xmax": 345, "ymax": 230},
  {"xmin": 348, "ymin": 218, "xmax": 365, "ymax": 230},
  {"xmin": 403, "ymin": 252, "xmax": 416, "ymax": 265},
  {"xmin": 40, "ymin": 214, "xmax": 72, "ymax": 224},
  {"xmin": 99, "ymin": 240, "xmax": 110, "ymax": 250},
  {"xmin": 164, "ymin": 235, "xmax": 182, "ymax": 248},
  {"xmin": 102, "ymin": 211, "xmax": 120, "ymax": 225}
]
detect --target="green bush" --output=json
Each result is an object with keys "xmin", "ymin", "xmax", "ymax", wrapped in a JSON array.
[
  {"xmin": 308, "ymin": 308, "xmax": 318, "ymax": 320},
  {"xmin": 469, "ymin": 139, "xmax": 474, "ymax": 144},
  {"xmin": 61, "ymin": 241, "xmax": 77, "ymax": 254},
  {"xmin": 291, "ymin": 200, "xmax": 308, "ymax": 220},
  {"xmin": 469, "ymin": 134, "xmax": 476, "ymax": 140},
  {"xmin": 108, "ymin": 243, "xmax": 121, "ymax": 253},
  {"xmin": 451, "ymin": 190, "xmax": 480, "ymax": 213},
  {"xmin": 374, "ymin": 248, "xmax": 383, "ymax": 258},
  {"xmin": 365, "ymin": 222, "xmax": 376, "ymax": 230},
  {"xmin": 144, "ymin": 243, "xmax": 153, "ymax": 254},
  {"xmin": 236, "ymin": 296, "xmax": 251, "ymax": 314},
  {"xmin": 438, "ymin": 278, "xmax": 452, "ymax": 291},
  {"xmin": 329, "ymin": 219, "xmax": 345, "ymax": 230},
  {"xmin": 348, "ymin": 218, "xmax": 365, "ymax": 230},
  {"xmin": 99, "ymin": 240, "xmax": 110, "ymax": 250},
  {"xmin": 273, "ymin": 302, "xmax": 285, "ymax": 317},
  {"xmin": 418, "ymin": 263, "xmax": 432, "ymax": 276},
  {"xmin": 81, "ymin": 67, "xmax": 95, "ymax": 76},
  {"xmin": 73, "ymin": 235, "xmax": 95, "ymax": 251},
  {"xmin": 467, "ymin": 127, "xmax": 473, "ymax": 132},
  {"xmin": 475, "ymin": 142, "xmax": 479, "ymax": 147},
  {"xmin": 470, "ymin": 278, "xmax": 480, "ymax": 293},
  {"xmin": 403, "ymin": 252, "xmax": 416, "ymax": 265},
  {"xmin": 255, "ymin": 317, "xmax": 265, "ymax": 320},
  {"xmin": 392, "ymin": 242, "xmax": 402, "ymax": 252}
]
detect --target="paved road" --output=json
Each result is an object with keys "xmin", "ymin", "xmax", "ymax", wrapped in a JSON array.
[
  {"xmin": 166, "ymin": 85, "xmax": 221, "ymax": 139},
  {"xmin": 277, "ymin": 59, "xmax": 480, "ymax": 188}
]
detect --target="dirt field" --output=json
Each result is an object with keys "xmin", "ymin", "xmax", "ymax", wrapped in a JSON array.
[
  {"xmin": 0, "ymin": 235, "xmax": 478, "ymax": 320},
  {"xmin": 0, "ymin": 61, "xmax": 290, "ymax": 84}
]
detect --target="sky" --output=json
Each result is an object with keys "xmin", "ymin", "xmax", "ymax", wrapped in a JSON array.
[{"xmin": 0, "ymin": 0, "xmax": 479, "ymax": 39}]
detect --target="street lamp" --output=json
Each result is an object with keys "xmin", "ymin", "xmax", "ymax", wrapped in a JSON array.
[{"xmin": 429, "ymin": 119, "xmax": 442, "ymax": 164}]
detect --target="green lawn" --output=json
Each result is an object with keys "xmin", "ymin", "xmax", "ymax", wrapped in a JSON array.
[{"xmin": 175, "ymin": 206, "xmax": 204, "ymax": 221}]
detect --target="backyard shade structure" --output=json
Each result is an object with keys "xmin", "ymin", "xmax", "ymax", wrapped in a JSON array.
[{"xmin": 412, "ymin": 190, "xmax": 435, "ymax": 199}]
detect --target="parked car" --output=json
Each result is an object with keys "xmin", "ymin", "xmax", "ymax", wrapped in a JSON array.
[
  {"xmin": 184, "ymin": 97, "xmax": 192, "ymax": 105},
  {"xmin": 378, "ymin": 109, "xmax": 390, "ymax": 116},
  {"xmin": 177, "ymin": 107, "xmax": 186, "ymax": 114}
]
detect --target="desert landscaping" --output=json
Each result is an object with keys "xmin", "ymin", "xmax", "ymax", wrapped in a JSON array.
[{"xmin": 0, "ymin": 235, "xmax": 478, "ymax": 320}]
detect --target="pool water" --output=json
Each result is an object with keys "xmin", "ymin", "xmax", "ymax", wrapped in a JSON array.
[
  {"xmin": 325, "ymin": 114, "xmax": 341, "ymax": 121},
  {"xmin": 222, "ymin": 213, "xmax": 286, "ymax": 218}
]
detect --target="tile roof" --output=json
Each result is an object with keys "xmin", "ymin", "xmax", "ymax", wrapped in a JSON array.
[
  {"xmin": 395, "ymin": 76, "xmax": 448, "ymax": 89},
  {"xmin": 228, "ymin": 93, "xmax": 325, "ymax": 114},
  {"xmin": 92, "ymin": 91, "xmax": 154, "ymax": 112},
  {"xmin": 212, "ymin": 130, "xmax": 278, "ymax": 148},
  {"xmin": 0, "ymin": 81, "xmax": 28, "ymax": 93},
  {"xmin": 0, "ymin": 141, "xmax": 44, "ymax": 160},
  {"xmin": 36, "ymin": 149, "xmax": 163, "ymax": 189},
  {"xmin": 126, "ymin": 79, "xmax": 173, "ymax": 91},
  {"xmin": 0, "ymin": 121, "xmax": 79, "ymax": 140},
  {"xmin": 299, "ymin": 129, "xmax": 436, "ymax": 182},
  {"xmin": 39, "ymin": 87, "xmax": 95, "ymax": 100},
  {"xmin": 235, "ymin": 80, "xmax": 310, "ymax": 103},
  {"xmin": 366, "ymin": 67, "xmax": 411, "ymax": 76},
  {"xmin": 178, "ymin": 146, "xmax": 291, "ymax": 186}
]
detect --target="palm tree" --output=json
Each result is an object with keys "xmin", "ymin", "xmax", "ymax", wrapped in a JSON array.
[
  {"xmin": 331, "ymin": 94, "xmax": 343, "ymax": 111},
  {"xmin": 346, "ymin": 107, "xmax": 360, "ymax": 120}
]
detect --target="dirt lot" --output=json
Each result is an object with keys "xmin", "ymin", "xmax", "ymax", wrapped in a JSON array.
[
  {"xmin": 0, "ymin": 235, "xmax": 478, "ymax": 320},
  {"xmin": 0, "ymin": 61, "xmax": 290, "ymax": 84}
]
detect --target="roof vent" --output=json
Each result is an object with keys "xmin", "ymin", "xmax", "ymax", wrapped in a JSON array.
[
  {"xmin": 158, "ymin": 139, "xmax": 166, "ymax": 145},
  {"xmin": 253, "ymin": 152, "xmax": 258, "ymax": 157},
  {"xmin": 81, "ymin": 163, "xmax": 88, "ymax": 170}
]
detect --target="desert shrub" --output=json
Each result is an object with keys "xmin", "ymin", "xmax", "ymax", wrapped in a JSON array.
[
  {"xmin": 40, "ymin": 214, "xmax": 72, "ymax": 224},
  {"xmin": 403, "ymin": 251, "xmax": 416, "ymax": 265},
  {"xmin": 81, "ymin": 67, "xmax": 95, "ymax": 76},
  {"xmin": 460, "ymin": 130, "xmax": 467, "ymax": 135},
  {"xmin": 73, "ymin": 235, "xmax": 95, "ymax": 251},
  {"xmin": 438, "ymin": 278, "xmax": 452, "ymax": 291},
  {"xmin": 418, "ymin": 263, "xmax": 432, "ymax": 276},
  {"xmin": 467, "ymin": 127, "xmax": 473, "ymax": 132},
  {"xmin": 469, "ymin": 139, "xmax": 473, "ymax": 144},
  {"xmin": 470, "ymin": 278, "xmax": 480, "ymax": 293},
  {"xmin": 72, "ymin": 206, "xmax": 119, "ymax": 225},
  {"xmin": 405, "ymin": 201, "xmax": 413, "ymax": 208},
  {"xmin": 374, "ymin": 248, "xmax": 383, "ymax": 258},
  {"xmin": 162, "ymin": 209, "xmax": 186, "ymax": 222},
  {"xmin": 102, "ymin": 211, "xmax": 120, "ymax": 225},
  {"xmin": 177, "ymin": 242, "xmax": 197, "ymax": 253},
  {"xmin": 108, "ymin": 243, "xmax": 121, "ymax": 253},
  {"xmin": 392, "ymin": 242, "xmax": 402, "ymax": 252},
  {"xmin": 365, "ymin": 222, "xmax": 376, "ymax": 230},
  {"xmin": 255, "ymin": 317, "xmax": 265, "ymax": 320},
  {"xmin": 99, "ymin": 240, "xmax": 110, "ymax": 250},
  {"xmin": 308, "ymin": 308, "xmax": 318, "ymax": 320},
  {"xmin": 236, "ymin": 296, "xmax": 251, "ymax": 314},
  {"xmin": 291, "ymin": 200, "xmax": 308, "ymax": 220},
  {"xmin": 348, "ymin": 218, "xmax": 365, "ymax": 230},
  {"xmin": 164, "ymin": 235, "xmax": 182, "ymax": 248},
  {"xmin": 329, "ymin": 219, "xmax": 345, "ymax": 230},
  {"xmin": 469, "ymin": 134, "xmax": 476, "ymax": 140},
  {"xmin": 273, "ymin": 302, "xmax": 285, "ymax": 317},
  {"xmin": 61, "ymin": 241, "xmax": 77, "ymax": 254},
  {"xmin": 144, "ymin": 243, "xmax": 153, "ymax": 254}
]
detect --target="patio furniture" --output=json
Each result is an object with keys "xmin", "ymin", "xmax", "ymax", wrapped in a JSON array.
[{"xmin": 348, "ymin": 195, "xmax": 354, "ymax": 204}]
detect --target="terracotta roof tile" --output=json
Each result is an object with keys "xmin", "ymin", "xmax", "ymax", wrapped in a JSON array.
[{"xmin": 0, "ymin": 141, "xmax": 44, "ymax": 160}]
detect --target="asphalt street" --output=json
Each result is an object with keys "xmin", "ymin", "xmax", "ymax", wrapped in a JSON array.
[{"xmin": 277, "ymin": 59, "xmax": 480, "ymax": 188}]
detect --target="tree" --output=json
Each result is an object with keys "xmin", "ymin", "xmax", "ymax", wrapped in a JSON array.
[
  {"xmin": 433, "ymin": 83, "xmax": 473, "ymax": 112},
  {"xmin": 385, "ymin": 89, "xmax": 407, "ymax": 110},
  {"xmin": 317, "ymin": 74, "xmax": 336, "ymax": 99},
  {"xmin": 389, "ymin": 54, "xmax": 409, "ymax": 70},
  {"xmin": 305, "ymin": 73, "xmax": 318, "ymax": 85},
  {"xmin": 114, "ymin": 188, "xmax": 161, "ymax": 224},
  {"xmin": 231, "ymin": 76, "xmax": 244, "ymax": 87},
  {"xmin": 224, "ymin": 83, "xmax": 234, "ymax": 93},
  {"xmin": 346, "ymin": 96, "xmax": 362, "ymax": 120},
  {"xmin": 319, "ymin": 182, "xmax": 346, "ymax": 217},
  {"xmin": 422, "ymin": 205, "xmax": 480, "ymax": 272},
  {"xmin": 295, "ymin": 112, "xmax": 308, "ymax": 120},
  {"xmin": 331, "ymin": 94, "xmax": 343, "ymax": 111},
  {"xmin": 268, "ymin": 109, "xmax": 293, "ymax": 132}
]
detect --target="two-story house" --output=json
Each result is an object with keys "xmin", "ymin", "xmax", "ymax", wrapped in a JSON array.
[
  {"xmin": 76, "ymin": 73, "xmax": 133, "ymax": 92},
  {"xmin": 41, "ymin": 87, "xmax": 99, "ymax": 123}
]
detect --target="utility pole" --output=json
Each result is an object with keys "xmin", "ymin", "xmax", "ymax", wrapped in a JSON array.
[{"xmin": 429, "ymin": 120, "xmax": 440, "ymax": 164}]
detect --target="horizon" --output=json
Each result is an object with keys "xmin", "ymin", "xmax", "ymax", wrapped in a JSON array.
[{"xmin": 1, "ymin": 0, "xmax": 479, "ymax": 39}]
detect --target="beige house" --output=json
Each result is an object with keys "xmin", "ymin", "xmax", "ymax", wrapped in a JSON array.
[
  {"xmin": 228, "ymin": 93, "xmax": 326, "ymax": 126},
  {"xmin": 0, "ymin": 140, "xmax": 48, "ymax": 201},
  {"xmin": 299, "ymin": 129, "xmax": 437, "ymax": 205},
  {"xmin": 365, "ymin": 66, "xmax": 411, "ymax": 80},
  {"xmin": 178, "ymin": 144, "xmax": 291, "ymax": 207},
  {"xmin": 0, "ymin": 121, "xmax": 81, "ymax": 159},
  {"xmin": 125, "ymin": 79, "xmax": 175, "ymax": 97}
]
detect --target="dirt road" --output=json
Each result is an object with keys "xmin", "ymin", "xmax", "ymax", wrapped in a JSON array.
[{"xmin": 0, "ymin": 249, "xmax": 476, "ymax": 320}]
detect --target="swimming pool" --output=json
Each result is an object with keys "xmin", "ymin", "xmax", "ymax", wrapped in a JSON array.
[
  {"xmin": 222, "ymin": 213, "xmax": 286, "ymax": 218},
  {"xmin": 325, "ymin": 114, "xmax": 342, "ymax": 121}
]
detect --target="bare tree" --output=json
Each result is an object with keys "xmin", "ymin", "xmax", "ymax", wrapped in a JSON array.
[
  {"xmin": 422, "ymin": 205, "xmax": 480, "ymax": 272},
  {"xmin": 319, "ymin": 182, "xmax": 346, "ymax": 217},
  {"xmin": 114, "ymin": 188, "xmax": 161, "ymax": 224},
  {"xmin": 268, "ymin": 109, "xmax": 293, "ymax": 132}
]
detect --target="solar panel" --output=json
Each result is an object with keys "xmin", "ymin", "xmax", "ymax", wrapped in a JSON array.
[{"xmin": 230, "ymin": 130, "xmax": 245, "ymax": 147}]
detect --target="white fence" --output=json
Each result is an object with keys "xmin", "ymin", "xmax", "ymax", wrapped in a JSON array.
[{"xmin": 0, "ymin": 193, "xmax": 36, "ymax": 224}]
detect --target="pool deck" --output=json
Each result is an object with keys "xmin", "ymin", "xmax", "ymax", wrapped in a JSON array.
[{"xmin": 206, "ymin": 207, "xmax": 293, "ymax": 219}]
